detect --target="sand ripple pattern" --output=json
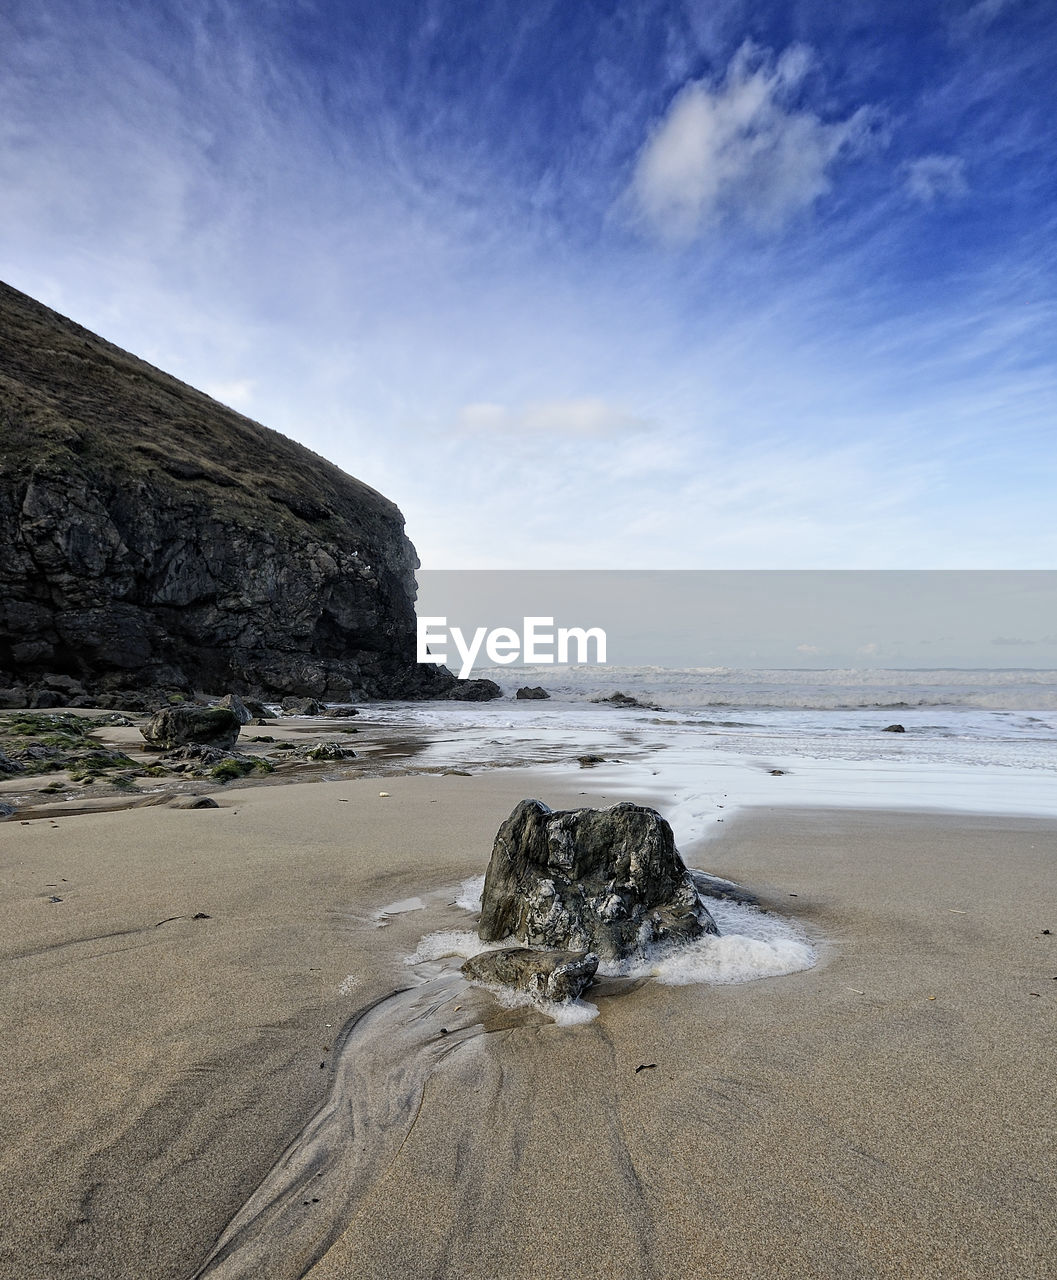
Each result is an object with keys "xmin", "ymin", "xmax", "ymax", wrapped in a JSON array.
[{"xmin": 189, "ymin": 972, "xmax": 480, "ymax": 1280}]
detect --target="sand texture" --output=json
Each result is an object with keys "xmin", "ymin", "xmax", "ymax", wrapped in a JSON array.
[{"xmin": 1, "ymin": 772, "xmax": 1055, "ymax": 1279}]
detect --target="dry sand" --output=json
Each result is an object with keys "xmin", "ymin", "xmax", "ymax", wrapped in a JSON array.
[{"xmin": 1, "ymin": 770, "xmax": 1055, "ymax": 1279}]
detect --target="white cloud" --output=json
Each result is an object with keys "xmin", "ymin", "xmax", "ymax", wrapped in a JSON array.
[
  {"xmin": 904, "ymin": 154, "xmax": 968, "ymax": 204},
  {"xmin": 796, "ymin": 643, "xmax": 822, "ymax": 654},
  {"xmin": 457, "ymin": 397, "xmax": 646, "ymax": 437},
  {"xmin": 628, "ymin": 41, "xmax": 878, "ymax": 241}
]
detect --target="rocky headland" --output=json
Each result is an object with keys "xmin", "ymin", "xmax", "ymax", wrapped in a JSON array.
[{"xmin": 0, "ymin": 280, "xmax": 459, "ymax": 707}]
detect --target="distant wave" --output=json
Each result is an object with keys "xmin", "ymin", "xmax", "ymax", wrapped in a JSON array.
[{"xmin": 488, "ymin": 665, "xmax": 1057, "ymax": 712}]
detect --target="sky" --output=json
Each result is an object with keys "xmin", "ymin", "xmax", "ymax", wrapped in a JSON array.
[{"xmin": 2, "ymin": 0, "xmax": 1056, "ymax": 570}]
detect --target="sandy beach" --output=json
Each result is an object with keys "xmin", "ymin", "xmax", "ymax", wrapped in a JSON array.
[{"xmin": 2, "ymin": 768, "xmax": 1055, "ymax": 1280}]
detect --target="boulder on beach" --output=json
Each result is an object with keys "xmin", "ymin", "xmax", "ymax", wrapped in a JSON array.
[
  {"xmin": 214, "ymin": 693, "xmax": 253, "ymax": 725},
  {"xmin": 445, "ymin": 678, "xmax": 502, "ymax": 702},
  {"xmin": 478, "ymin": 799, "xmax": 717, "ymax": 964},
  {"xmin": 516, "ymin": 686, "xmax": 550, "ymax": 700},
  {"xmin": 142, "ymin": 706, "xmax": 241, "ymax": 751},
  {"xmin": 169, "ymin": 795, "xmax": 220, "ymax": 810},
  {"xmin": 883, "ymin": 724, "xmax": 906, "ymax": 733},
  {"xmin": 0, "ymin": 801, "xmax": 16, "ymax": 819},
  {"xmin": 462, "ymin": 947, "xmax": 598, "ymax": 1003},
  {"xmin": 280, "ymin": 697, "xmax": 323, "ymax": 716}
]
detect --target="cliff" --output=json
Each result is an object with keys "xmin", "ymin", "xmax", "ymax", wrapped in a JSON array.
[{"xmin": 0, "ymin": 280, "xmax": 452, "ymax": 703}]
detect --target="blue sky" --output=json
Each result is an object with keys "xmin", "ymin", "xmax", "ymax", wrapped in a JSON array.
[{"xmin": 2, "ymin": 0, "xmax": 1055, "ymax": 569}]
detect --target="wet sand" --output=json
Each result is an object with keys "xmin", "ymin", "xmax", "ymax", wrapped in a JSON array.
[{"xmin": 1, "ymin": 772, "xmax": 1055, "ymax": 1279}]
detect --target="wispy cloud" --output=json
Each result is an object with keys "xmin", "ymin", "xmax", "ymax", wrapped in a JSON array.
[
  {"xmin": 627, "ymin": 41, "xmax": 880, "ymax": 240},
  {"xmin": 904, "ymin": 154, "xmax": 968, "ymax": 204}
]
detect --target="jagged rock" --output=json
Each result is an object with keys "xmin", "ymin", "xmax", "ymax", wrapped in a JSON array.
[
  {"xmin": 592, "ymin": 691, "xmax": 663, "ymax": 711},
  {"xmin": 281, "ymin": 697, "xmax": 323, "ymax": 716},
  {"xmin": 169, "ymin": 795, "xmax": 220, "ymax": 810},
  {"xmin": 215, "ymin": 693, "xmax": 252, "ymax": 725},
  {"xmin": 0, "ymin": 281, "xmax": 457, "ymax": 703},
  {"xmin": 322, "ymin": 706, "xmax": 359, "ymax": 718},
  {"xmin": 516, "ymin": 686, "xmax": 550, "ymax": 700},
  {"xmin": 479, "ymin": 799, "xmax": 717, "ymax": 963},
  {"xmin": 303, "ymin": 742, "xmax": 356, "ymax": 761},
  {"xmin": 0, "ymin": 748, "xmax": 25, "ymax": 774},
  {"xmin": 883, "ymin": 724, "xmax": 906, "ymax": 733},
  {"xmin": 445, "ymin": 678, "xmax": 502, "ymax": 701},
  {"xmin": 242, "ymin": 699, "xmax": 271, "ymax": 719},
  {"xmin": 577, "ymin": 754, "xmax": 605, "ymax": 767},
  {"xmin": 0, "ymin": 801, "xmax": 16, "ymax": 819},
  {"xmin": 462, "ymin": 947, "xmax": 598, "ymax": 1003},
  {"xmin": 142, "ymin": 706, "xmax": 241, "ymax": 751},
  {"xmin": 0, "ymin": 687, "xmax": 28, "ymax": 709}
]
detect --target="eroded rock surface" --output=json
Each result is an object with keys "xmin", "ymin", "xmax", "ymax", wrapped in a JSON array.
[
  {"xmin": 479, "ymin": 799, "xmax": 717, "ymax": 963},
  {"xmin": 461, "ymin": 947, "xmax": 598, "ymax": 1003}
]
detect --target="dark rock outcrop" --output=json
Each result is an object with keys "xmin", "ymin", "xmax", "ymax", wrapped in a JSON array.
[
  {"xmin": 0, "ymin": 281, "xmax": 455, "ymax": 702},
  {"xmin": 883, "ymin": 724, "xmax": 906, "ymax": 733},
  {"xmin": 445, "ymin": 678, "xmax": 502, "ymax": 701},
  {"xmin": 462, "ymin": 947, "xmax": 598, "ymax": 1003},
  {"xmin": 516, "ymin": 686, "xmax": 550, "ymax": 700},
  {"xmin": 0, "ymin": 801, "xmax": 16, "ymax": 819},
  {"xmin": 479, "ymin": 799, "xmax": 717, "ymax": 963},
  {"xmin": 142, "ymin": 706, "xmax": 241, "ymax": 751}
]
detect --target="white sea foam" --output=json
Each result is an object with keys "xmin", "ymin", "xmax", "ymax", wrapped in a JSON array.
[{"xmin": 454, "ymin": 874, "xmax": 485, "ymax": 912}]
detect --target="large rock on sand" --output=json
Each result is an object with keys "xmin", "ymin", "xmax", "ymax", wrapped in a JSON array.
[
  {"xmin": 0, "ymin": 280, "xmax": 456, "ymax": 702},
  {"xmin": 478, "ymin": 799, "xmax": 717, "ymax": 963},
  {"xmin": 142, "ymin": 706, "xmax": 241, "ymax": 751},
  {"xmin": 462, "ymin": 947, "xmax": 598, "ymax": 1003}
]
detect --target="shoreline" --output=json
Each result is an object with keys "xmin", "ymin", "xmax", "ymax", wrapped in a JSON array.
[{"xmin": 2, "ymin": 766, "xmax": 1055, "ymax": 1278}]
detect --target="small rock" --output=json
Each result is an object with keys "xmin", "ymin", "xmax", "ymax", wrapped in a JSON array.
[
  {"xmin": 281, "ymin": 697, "xmax": 323, "ymax": 716},
  {"xmin": 304, "ymin": 742, "xmax": 356, "ymax": 761},
  {"xmin": 577, "ymin": 754, "xmax": 605, "ymax": 767},
  {"xmin": 516, "ymin": 687, "xmax": 550, "ymax": 700},
  {"xmin": 0, "ymin": 801, "xmax": 16, "ymax": 819},
  {"xmin": 322, "ymin": 706, "xmax": 360, "ymax": 718},
  {"xmin": 462, "ymin": 947, "xmax": 598, "ymax": 1003},
  {"xmin": 883, "ymin": 724, "xmax": 906, "ymax": 733},
  {"xmin": 169, "ymin": 796, "xmax": 220, "ymax": 810}
]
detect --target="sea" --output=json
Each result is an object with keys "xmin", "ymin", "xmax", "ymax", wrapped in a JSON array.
[{"xmin": 350, "ymin": 665, "xmax": 1057, "ymax": 845}]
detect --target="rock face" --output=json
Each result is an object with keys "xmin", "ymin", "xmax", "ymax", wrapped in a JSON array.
[
  {"xmin": 478, "ymin": 799, "xmax": 717, "ymax": 963},
  {"xmin": 462, "ymin": 947, "xmax": 598, "ymax": 1003},
  {"xmin": 142, "ymin": 706, "xmax": 241, "ymax": 751},
  {"xmin": 0, "ymin": 281, "xmax": 455, "ymax": 702}
]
